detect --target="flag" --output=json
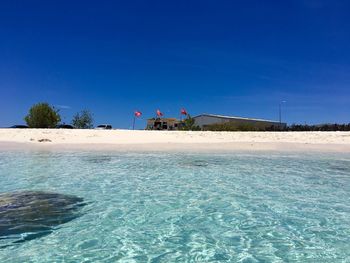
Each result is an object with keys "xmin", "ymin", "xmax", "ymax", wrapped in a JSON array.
[
  {"xmin": 134, "ymin": 111, "xmax": 142, "ymax": 117},
  {"xmin": 156, "ymin": 109, "xmax": 163, "ymax": 117},
  {"xmin": 180, "ymin": 108, "xmax": 187, "ymax": 115}
]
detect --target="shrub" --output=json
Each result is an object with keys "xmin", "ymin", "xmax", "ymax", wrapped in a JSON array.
[
  {"xmin": 71, "ymin": 110, "xmax": 94, "ymax": 129},
  {"xmin": 180, "ymin": 115, "xmax": 201, "ymax": 131},
  {"xmin": 204, "ymin": 122, "xmax": 262, "ymax": 131},
  {"xmin": 25, "ymin": 102, "xmax": 61, "ymax": 128}
]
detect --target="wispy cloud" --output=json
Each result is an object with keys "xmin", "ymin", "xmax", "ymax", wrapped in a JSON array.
[{"xmin": 56, "ymin": 105, "xmax": 71, "ymax": 109}]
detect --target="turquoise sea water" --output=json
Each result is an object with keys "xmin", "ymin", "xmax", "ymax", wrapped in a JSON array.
[{"xmin": 0, "ymin": 151, "xmax": 349, "ymax": 262}]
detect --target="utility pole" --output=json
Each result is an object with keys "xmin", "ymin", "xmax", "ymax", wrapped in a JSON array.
[{"xmin": 279, "ymin": 101, "xmax": 286, "ymax": 124}]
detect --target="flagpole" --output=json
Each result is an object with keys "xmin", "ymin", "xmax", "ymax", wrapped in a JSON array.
[{"xmin": 132, "ymin": 116, "xmax": 136, "ymax": 130}]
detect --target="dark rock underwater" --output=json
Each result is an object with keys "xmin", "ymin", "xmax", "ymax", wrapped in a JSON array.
[{"xmin": 0, "ymin": 191, "xmax": 85, "ymax": 247}]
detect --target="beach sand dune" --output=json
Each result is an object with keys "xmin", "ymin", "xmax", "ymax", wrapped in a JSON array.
[{"xmin": 0, "ymin": 129, "xmax": 349, "ymax": 152}]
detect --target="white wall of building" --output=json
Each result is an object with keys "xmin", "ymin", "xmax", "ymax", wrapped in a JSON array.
[{"xmin": 194, "ymin": 115, "xmax": 286, "ymax": 129}]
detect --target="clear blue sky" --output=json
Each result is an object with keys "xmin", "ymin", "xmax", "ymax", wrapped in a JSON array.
[{"xmin": 1, "ymin": 0, "xmax": 349, "ymax": 128}]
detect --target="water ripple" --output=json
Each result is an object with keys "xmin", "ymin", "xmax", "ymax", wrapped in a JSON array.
[{"xmin": 0, "ymin": 152, "xmax": 349, "ymax": 262}]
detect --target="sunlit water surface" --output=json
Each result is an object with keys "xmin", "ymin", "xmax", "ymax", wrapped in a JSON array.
[{"xmin": 0, "ymin": 151, "xmax": 349, "ymax": 262}]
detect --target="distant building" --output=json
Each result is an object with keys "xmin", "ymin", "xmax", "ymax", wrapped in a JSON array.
[
  {"xmin": 193, "ymin": 114, "xmax": 286, "ymax": 130},
  {"xmin": 146, "ymin": 118, "xmax": 183, "ymax": 130}
]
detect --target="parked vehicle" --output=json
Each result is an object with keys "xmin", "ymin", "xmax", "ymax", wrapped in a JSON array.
[
  {"xmin": 56, "ymin": 124, "xmax": 74, "ymax": 129},
  {"xmin": 9, "ymin": 125, "xmax": 29, "ymax": 128},
  {"xmin": 95, "ymin": 124, "xmax": 112, "ymax": 130}
]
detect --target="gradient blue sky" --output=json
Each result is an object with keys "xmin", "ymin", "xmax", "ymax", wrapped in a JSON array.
[{"xmin": 1, "ymin": 0, "xmax": 349, "ymax": 128}]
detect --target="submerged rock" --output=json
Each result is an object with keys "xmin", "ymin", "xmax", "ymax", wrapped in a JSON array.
[
  {"xmin": 0, "ymin": 191, "xmax": 85, "ymax": 246},
  {"xmin": 179, "ymin": 160, "xmax": 210, "ymax": 167},
  {"xmin": 83, "ymin": 155, "xmax": 112, "ymax": 164}
]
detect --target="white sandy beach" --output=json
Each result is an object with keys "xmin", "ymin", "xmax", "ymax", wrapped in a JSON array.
[{"xmin": 0, "ymin": 129, "xmax": 349, "ymax": 152}]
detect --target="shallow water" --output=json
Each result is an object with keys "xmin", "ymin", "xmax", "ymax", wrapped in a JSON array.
[{"xmin": 0, "ymin": 151, "xmax": 349, "ymax": 262}]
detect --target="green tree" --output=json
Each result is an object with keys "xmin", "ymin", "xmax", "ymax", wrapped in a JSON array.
[
  {"xmin": 25, "ymin": 102, "xmax": 61, "ymax": 128},
  {"xmin": 181, "ymin": 115, "xmax": 201, "ymax": 131},
  {"xmin": 71, "ymin": 110, "xmax": 94, "ymax": 129}
]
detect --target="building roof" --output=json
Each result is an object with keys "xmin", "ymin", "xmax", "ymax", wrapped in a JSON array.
[{"xmin": 193, "ymin": 113, "xmax": 283, "ymax": 124}]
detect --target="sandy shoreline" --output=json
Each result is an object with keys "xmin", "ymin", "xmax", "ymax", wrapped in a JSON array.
[{"xmin": 0, "ymin": 129, "xmax": 350, "ymax": 152}]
